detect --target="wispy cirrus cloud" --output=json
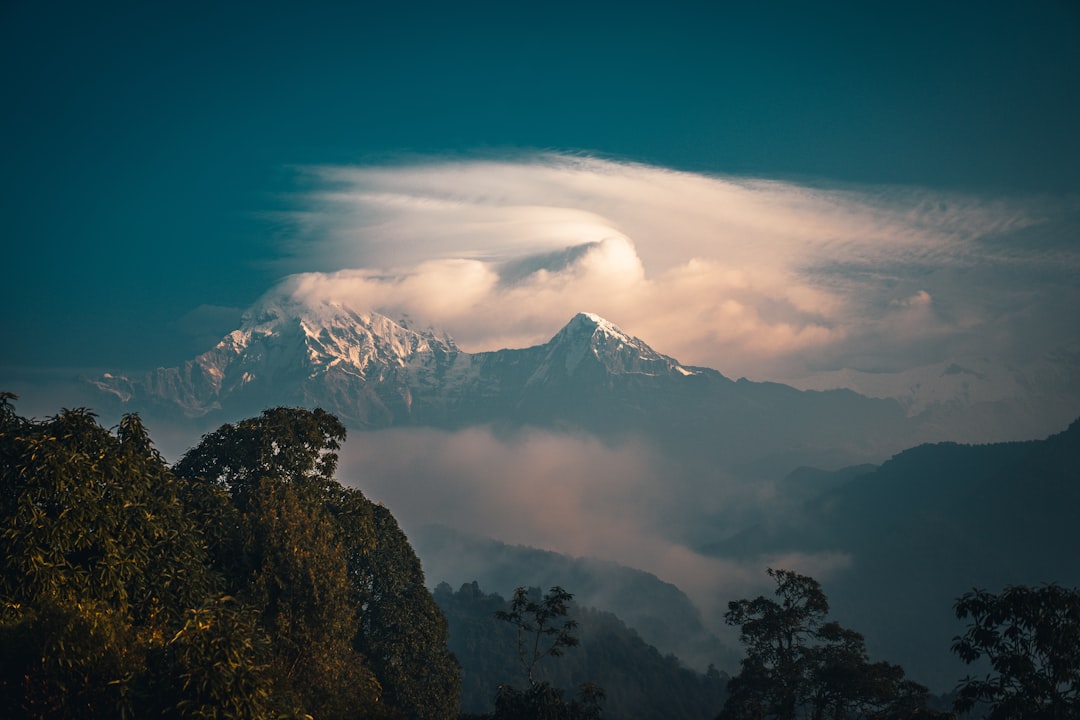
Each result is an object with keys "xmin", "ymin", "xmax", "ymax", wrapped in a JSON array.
[{"xmin": 274, "ymin": 153, "xmax": 1079, "ymax": 382}]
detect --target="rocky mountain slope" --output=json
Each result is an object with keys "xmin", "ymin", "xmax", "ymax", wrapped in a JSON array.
[{"xmin": 91, "ymin": 294, "xmax": 936, "ymax": 470}]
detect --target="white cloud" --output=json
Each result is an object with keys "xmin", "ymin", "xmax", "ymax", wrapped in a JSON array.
[
  {"xmin": 275, "ymin": 154, "xmax": 1079, "ymax": 381},
  {"xmin": 252, "ymin": 154, "xmax": 1080, "ymax": 654},
  {"xmin": 337, "ymin": 426, "xmax": 853, "ymax": 637}
]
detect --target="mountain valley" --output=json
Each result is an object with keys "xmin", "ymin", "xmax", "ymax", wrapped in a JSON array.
[{"xmin": 69, "ymin": 293, "xmax": 1080, "ymax": 692}]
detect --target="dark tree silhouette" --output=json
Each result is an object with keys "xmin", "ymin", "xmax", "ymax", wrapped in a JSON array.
[
  {"xmin": 496, "ymin": 586, "xmax": 580, "ymax": 687},
  {"xmin": 435, "ymin": 581, "xmax": 727, "ymax": 720},
  {"xmin": 719, "ymin": 568, "xmax": 930, "ymax": 720},
  {"xmin": 952, "ymin": 584, "xmax": 1080, "ymax": 719},
  {"xmin": 491, "ymin": 586, "xmax": 605, "ymax": 720}
]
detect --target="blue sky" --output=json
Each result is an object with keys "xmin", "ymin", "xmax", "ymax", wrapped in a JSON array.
[{"xmin": 2, "ymin": 0, "xmax": 1079, "ymax": 377}]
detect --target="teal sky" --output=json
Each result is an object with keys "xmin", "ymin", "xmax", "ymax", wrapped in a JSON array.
[{"xmin": 2, "ymin": 0, "xmax": 1079, "ymax": 372}]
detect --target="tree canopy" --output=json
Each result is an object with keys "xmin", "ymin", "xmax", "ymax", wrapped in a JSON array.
[
  {"xmin": 0, "ymin": 394, "xmax": 220, "ymax": 718},
  {"xmin": 952, "ymin": 583, "xmax": 1080, "ymax": 719},
  {"xmin": 436, "ymin": 581, "xmax": 728, "ymax": 720},
  {"xmin": 7, "ymin": 390, "xmax": 1078, "ymax": 720},
  {"xmin": 0, "ymin": 395, "xmax": 459, "ymax": 719},
  {"xmin": 719, "ymin": 568, "xmax": 933, "ymax": 720},
  {"xmin": 489, "ymin": 586, "xmax": 605, "ymax": 720}
]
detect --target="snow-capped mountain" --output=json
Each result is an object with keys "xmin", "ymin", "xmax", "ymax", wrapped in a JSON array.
[
  {"xmin": 91, "ymin": 293, "xmax": 1071, "ymax": 469},
  {"xmin": 528, "ymin": 311, "xmax": 698, "ymax": 382},
  {"xmin": 94, "ymin": 295, "xmax": 464, "ymax": 426},
  {"xmin": 91, "ymin": 296, "xmax": 701, "ymax": 430}
]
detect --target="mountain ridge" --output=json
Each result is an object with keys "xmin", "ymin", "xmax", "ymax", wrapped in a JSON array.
[
  {"xmin": 92, "ymin": 305, "xmax": 693, "ymax": 416},
  {"xmin": 92, "ymin": 298, "xmax": 929, "ymax": 469},
  {"xmin": 699, "ymin": 418, "xmax": 1080, "ymax": 690},
  {"xmin": 88, "ymin": 293, "xmax": 1065, "ymax": 471},
  {"xmin": 409, "ymin": 523, "xmax": 738, "ymax": 673}
]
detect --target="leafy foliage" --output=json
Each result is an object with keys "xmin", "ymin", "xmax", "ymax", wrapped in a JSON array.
[
  {"xmin": 163, "ymin": 595, "xmax": 273, "ymax": 720},
  {"xmin": 495, "ymin": 586, "xmax": 581, "ymax": 687},
  {"xmin": 173, "ymin": 406, "xmax": 347, "ymax": 512},
  {"xmin": 0, "ymin": 395, "xmax": 217, "ymax": 718},
  {"xmin": 174, "ymin": 405, "xmax": 459, "ymax": 719},
  {"xmin": 951, "ymin": 584, "xmax": 1080, "ymax": 719},
  {"xmin": 719, "ymin": 568, "xmax": 932, "ymax": 720},
  {"xmin": 348, "ymin": 502, "xmax": 461, "ymax": 720},
  {"xmin": 0, "ymin": 395, "xmax": 460, "ymax": 719},
  {"xmin": 722, "ymin": 569, "xmax": 829, "ymax": 719},
  {"xmin": 174, "ymin": 407, "xmax": 385, "ymax": 718},
  {"xmin": 487, "ymin": 585, "xmax": 603, "ymax": 720}
]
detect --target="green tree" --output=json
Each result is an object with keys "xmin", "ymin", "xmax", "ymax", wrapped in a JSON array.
[
  {"xmin": 174, "ymin": 408, "xmax": 381, "ymax": 718},
  {"xmin": 0, "ymin": 396, "xmax": 459, "ymax": 719},
  {"xmin": 951, "ymin": 584, "xmax": 1080, "ymax": 719},
  {"xmin": 0, "ymin": 396, "xmax": 220, "ymax": 719},
  {"xmin": 491, "ymin": 586, "xmax": 605, "ymax": 720},
  {"xmin": 1, "ymin": 405, "xmax": 211, "ymax": 620},
  {"xmin": 804, "ymin": 621, "xmax": 930, "ymax": 720},
  {"xmin": 347, "ymin": 500, "xmax": 461, "ymax": 720},
  {"xmin": 175, "ymin": 405, "xmax": 460, "ymax": 719},
  {"xmin": 160, "ymin": 595, "xmax": 274, "ymax": 720},
  {"xmin": 496, "ymin": 586, "xmax": 580, "ymax": 687},
  {"xmin": 720, "ymin": 568, "xmax": 930, "ymax": 720},
  {"xmin": 173, "ymin": 406, "xmax": 347, "ymax": 515},
  {"xmin": 721, "ymin": 569, "xmax": 830, "ymax": 720}
]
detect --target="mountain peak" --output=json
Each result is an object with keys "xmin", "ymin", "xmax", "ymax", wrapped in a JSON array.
[
  {"xmin": 91, "ymin": 302, "xmax": 711, "ymax": 425},
  {"xmin": 573, "ymin": 311, "xmax": 610, "ymax": 325},
  {"xmin": 242, "ymin": 291, "xmax": 371, "ymax": 329},
  {"xmin": 567, "ymin": 311, "xmax": 622, "ymax": 334},
  {"xmin": 541, "ymin": 312, "xmax": 697, "ymax": 379}
]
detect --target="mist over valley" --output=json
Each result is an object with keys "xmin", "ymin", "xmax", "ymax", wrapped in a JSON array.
[{"xmin": 44, "ymin": 295, "xmax": 1079, "ymax": 695}]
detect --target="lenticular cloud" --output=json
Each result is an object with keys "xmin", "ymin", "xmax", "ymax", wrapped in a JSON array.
[{"xmin": 277, "ymin": 153, "xmax": 1077, "ymax": 383}]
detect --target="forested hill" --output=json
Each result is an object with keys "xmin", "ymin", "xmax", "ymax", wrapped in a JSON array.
[
  {"xmin": 0, "ymin": 397, "xmax": 458, "ymax": 719},
  {"xmin": 434, "ymin": 581, "xmax": 728, "ymax": 720},
  {"xmin": 704, "ymin": 416, "xmax": 1080, "ymax": 690},
  {"xmin": 0, "ymin": 394, "xmax": 731, "ymax": 720},
  {"xmin": 411, "ymin": 523, "xmax": 736, "ymax": 671}
]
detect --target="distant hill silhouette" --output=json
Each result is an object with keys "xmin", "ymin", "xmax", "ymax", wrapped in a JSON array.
[
  {"xmin": 434, "ymin": 581, "xmax": 728, "ymax": 720},
  {"xmin": 411, "ymin": 524, "xmax": 738, "ymax": 672},
  {"xmin": 702, "ymin": 417, "xmax": 1080, "ymax": 690}
]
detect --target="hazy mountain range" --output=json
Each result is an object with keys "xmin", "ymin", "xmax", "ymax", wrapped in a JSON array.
[
  {"xmin": 90, "ymin": 291, "xmax": 1071, "ymax": 467},
  {"xmin": 704, "ymin": 418, "xmax": 1080, "ymax": 689},
  {"xmin": 410, "ymin": 523, "xmax": 738, "ymax": 672},
  {"xmin": 79, "ymin": 291, "xmax": 1080, "ymax": 692}
]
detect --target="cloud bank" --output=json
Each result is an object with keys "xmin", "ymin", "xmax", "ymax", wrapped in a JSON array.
[
  {"xmin": 247, "ymin": 154, "xmax": 1080, "ymax": 640},
  {"xmin": 274, "ymin": 154, "xmax": 1079, "ymax": 383},
  {"xmin": 338, "ymin": 425, "xmax": 853, "ymax": 633}
]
